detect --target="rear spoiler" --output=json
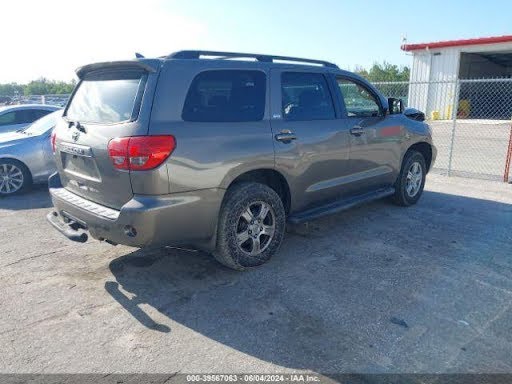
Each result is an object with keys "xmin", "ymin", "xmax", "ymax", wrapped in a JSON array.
[{"xmin": 76, "ymin": 59, "xmax": 161, "ymax": 79}]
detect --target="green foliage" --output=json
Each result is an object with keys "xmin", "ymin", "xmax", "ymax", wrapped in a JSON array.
[
  {"xmin": 355, "ymin": 62, "xmax": 410, "ymax": 82},
  {"xmin": 0, "ymin": 78, "xmax": 76, "ymax": 96},
  {"xmin": 0, "ymin": 83, "xmax": 24, "ymax": 96}
]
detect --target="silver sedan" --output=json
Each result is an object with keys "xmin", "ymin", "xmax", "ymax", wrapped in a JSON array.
[
  {"xmin": 0, "ymin": 110, "xmax": 62, "ymax": 195},
  {"xmin": 0, "ymin": 104, "xmax": 60, "ymax": 134}
]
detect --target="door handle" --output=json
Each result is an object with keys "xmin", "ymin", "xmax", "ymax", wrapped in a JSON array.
[
  {"xmin": 275, "ymin": 130, "xmax": 297, "ymax": 142},
  {"xmin": 350, "ymin": 126, "xmax": 364, "ymax": 136}
]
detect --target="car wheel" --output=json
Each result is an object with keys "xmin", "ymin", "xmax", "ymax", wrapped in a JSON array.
[
  {"xmin": 213, "ymin": 182, "xmax": 286, "ymax": 270},
  {"xmin": 392, "ymin": 150, "xmax": 426, "ymax": 206},
  {"xmin": 0, "ymin": 159, "xmax": 32, "ymax": 196}
]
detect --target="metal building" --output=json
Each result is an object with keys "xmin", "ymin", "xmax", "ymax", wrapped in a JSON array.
[{"xmin": 401, "ymin": 35, "xmax": 512, "ymax": 119}]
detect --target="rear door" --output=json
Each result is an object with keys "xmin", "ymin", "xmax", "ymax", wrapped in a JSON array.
[
  {"xmin": 270, "ymin": 68, "xmax": 352, "ymax": 211},
  {"xmin": 54, "ymin": 65, "xmax": 158, "ymax": 210}
]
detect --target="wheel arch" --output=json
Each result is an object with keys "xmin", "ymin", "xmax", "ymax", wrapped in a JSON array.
[
  {"xmin": 406, "ymin": 141, "xmax": 433, "ymax": 172},
  {"xmin": 0, "ymin": 157, "xmax": 33, "ymax": 179},
  {"xmin": 0, "ymin": 157, "xmax": 33, "ymax": 194},
  {"xmin": 223, "ymin": 168, "xmax": 291, "ymax": 215}
]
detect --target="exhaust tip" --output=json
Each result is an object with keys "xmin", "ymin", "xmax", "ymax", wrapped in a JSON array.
[{"xmin": 124, "ymin": 225, "xmax": 137, "ymax": 238}]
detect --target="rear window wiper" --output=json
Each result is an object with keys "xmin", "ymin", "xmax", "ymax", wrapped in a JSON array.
[{"xmin": 67, "ymin": 120, "xmax": 86, "ymax": 133}]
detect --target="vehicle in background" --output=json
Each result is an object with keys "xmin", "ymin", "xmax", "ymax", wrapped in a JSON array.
[
  {"xmin": 47, "ymin": 51, "xmax": 435, "ymax": 270},
  {"xmin": 0, "ymin": 110, "xmax": 62, "ymax": 196},
  {"xmin": 0, "ymin": 104, "xmax": 60, "ymax": 134},
  {"xmin": 0, "ymin": 96, "xmax": 12, "ymax": 106}
]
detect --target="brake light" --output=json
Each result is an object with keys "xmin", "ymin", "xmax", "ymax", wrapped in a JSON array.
[
  {"xmin": 51, "ymin": 130, "xmax": 57, "ymax": 153},
  {"xmin": 107, "ymin": 136, "xmax": 176, "ymax": 171}
]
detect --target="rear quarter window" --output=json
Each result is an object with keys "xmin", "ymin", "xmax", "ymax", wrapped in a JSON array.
[
  {"xmin": 65, "ymin": 70, "xmax": 146, "ymax": 124},
  {"xmin": 182, "ymin": 70, "xmax": 266, "ymax": 122}
]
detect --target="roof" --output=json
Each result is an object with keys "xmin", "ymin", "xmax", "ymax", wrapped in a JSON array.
[
  {"xmin": 0, "ymin": 104, "xmax": 60, "ymax": 113},
  {"xmin": 77, "ymin": 51, "xmax": 340, "ymax": 77},
  {"xmin": 401, "ymin": 35, "xmax": 512, "ymax": 51}
]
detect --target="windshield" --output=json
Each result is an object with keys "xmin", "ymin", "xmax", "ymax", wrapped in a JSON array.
[
  {"xmin": 66, "ymin": 70, "xmax": 145, "ymax": 124},
  {"xmin": 22, "ymin": 110, "xmax": 61, "ymax": 135}
]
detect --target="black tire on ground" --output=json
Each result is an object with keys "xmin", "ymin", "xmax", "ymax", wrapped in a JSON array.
[
  {"xmin": 0, "ymin": 159, "xmax": 32, "ymax": 197},
  {"xmin": 392, "ymin": 150, "xmax": 427, "ymax": 207},
  {"xmin": 213, "ymin": 182, "xmax": 286, "ymax": 270}
]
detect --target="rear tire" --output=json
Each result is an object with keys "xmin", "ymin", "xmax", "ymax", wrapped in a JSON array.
[
  {"xmin": 392, "ymin": 150, "xmax": 426, "ymax": 206},
  {"xmin": 0, "ymin": 159, "xmax": 32, "ymax": 197},
  {"xmin": 213, "ymin": 182, "xmax": 286, "ymax": 270}
]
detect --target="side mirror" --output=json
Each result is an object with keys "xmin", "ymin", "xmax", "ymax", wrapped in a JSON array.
[
  {"xmin": 388, "ymin": 98, "xmax": 404, "ymax": 114},
  {"xmin": 403, "ymin": 108, "xmax": 426, "ymax": 122}
]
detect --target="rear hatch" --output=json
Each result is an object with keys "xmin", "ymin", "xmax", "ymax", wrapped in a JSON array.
[{"xmin": 53, "ymin": 61, "xmax": 160, "ymax": 210}]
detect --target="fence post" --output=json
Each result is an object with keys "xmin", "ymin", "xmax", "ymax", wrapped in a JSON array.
[
  {"xmin": 504, "ymin": 122, "xmax": 512, "ymax": 183},
  {"xmin": 41, "ymin": 95, "xmax": 46, "ymax": 105},
  {"xmin": 447, "ymin": 80, "xmax": 460, "ymax": 176}
]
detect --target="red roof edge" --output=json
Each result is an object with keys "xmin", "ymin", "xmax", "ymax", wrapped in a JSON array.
[{"xmin": 401, "ymin": 35, "xmax": 512, "ymax": 51}]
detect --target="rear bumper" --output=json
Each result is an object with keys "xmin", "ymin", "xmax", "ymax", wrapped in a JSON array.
[{"xmin": 47, "ymin": 173, "xmax": 224, "ymax": 250}]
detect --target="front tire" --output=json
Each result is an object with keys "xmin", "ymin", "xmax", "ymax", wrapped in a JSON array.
[
  {"xmin": 392, "ymin": 150, "xmax": 426, "ymax": 206},
  {"xmin": 213, "ymin": 182, "xmax": 286, "ymax": 270},
  {"xmin": 0, "ymin": 159, "xmax": 32, "ymax": 196}
]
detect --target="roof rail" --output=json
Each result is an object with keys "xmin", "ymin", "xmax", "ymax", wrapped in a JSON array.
[{"xmin": 167, "ymin": 50, "xmax": 339, "ymax": 68}]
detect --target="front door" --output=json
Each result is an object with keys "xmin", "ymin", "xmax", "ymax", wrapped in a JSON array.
[{"xmin": 335, "ymin": 76, "xmax": 403, "ymax": 194}]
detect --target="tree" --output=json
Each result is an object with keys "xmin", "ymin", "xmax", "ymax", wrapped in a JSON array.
[
  {"xmin": 0, "ymin": 79, "xmax": 76, "ymax": 96},
  {"xmin": 0, "ymin": 83, "xmax": 24, "ymax": 96},
  {"xmin": 355, "ymin": 62, "xmax": 410, "ymax": 82}
]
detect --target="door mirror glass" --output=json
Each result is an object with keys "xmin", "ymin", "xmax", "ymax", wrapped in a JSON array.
[{"xmin": 388, "ymin": 98, "xmax": 404, "ymax": 114}]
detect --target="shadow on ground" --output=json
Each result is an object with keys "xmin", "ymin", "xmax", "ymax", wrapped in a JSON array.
[
  {"xmin": 106, "ymin": 191, "xmax": 512, "ymax": 373},
  {"xmin": 0, "ymin": 185, "xmax": 52, "ymax": 211}
]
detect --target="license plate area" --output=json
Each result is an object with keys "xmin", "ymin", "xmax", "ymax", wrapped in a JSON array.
[{"xmin": 60, "ymin": 143, "xmax": 100, "ymax": 181}]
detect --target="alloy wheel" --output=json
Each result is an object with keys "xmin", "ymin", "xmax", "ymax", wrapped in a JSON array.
[
  {"xmin": 405, "ymin": 161, "xmax": 422, "ymax": 197},
  {"xmin": 236, "ymin": 201, "xmax": 276, "ymax": 256},
  {"xmin": 0, "ymin": 164, "xmax": 24, "ymax": 195}
]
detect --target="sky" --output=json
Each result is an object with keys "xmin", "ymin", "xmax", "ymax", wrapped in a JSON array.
[{"xmin": 1, "ymin": 0, "xmax": 512, "ymax": 83}]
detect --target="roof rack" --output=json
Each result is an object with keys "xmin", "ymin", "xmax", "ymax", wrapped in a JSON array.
[{"xmin": 167, "ymin": 50, "xmax": 338, "ymax": 68}]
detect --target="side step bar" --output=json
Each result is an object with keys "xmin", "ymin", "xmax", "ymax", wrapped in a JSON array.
[{"xmin": 288, "ymin": 187, "xmax": 395, "ymax": 224}]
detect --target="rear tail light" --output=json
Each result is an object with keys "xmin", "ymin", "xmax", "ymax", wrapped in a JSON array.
[
  {"xmin": 51, "ymin": 130, "xmax": 57, "ymax": 153},
  {"xmin": 107, "ymin": 136, "xmax": 176, "ymax": 171}
]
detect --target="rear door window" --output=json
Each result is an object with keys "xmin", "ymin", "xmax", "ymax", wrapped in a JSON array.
[
  {"xmin": 66, "ymin": 70, "xmax": 146, "ymax": 124},
  {"xmin": 182, "ymin": 70, "xmax": 266, "ymax": 122},
  {"xmin": 281, "ymin": 72, "xmax": 335, "ymax": 121},
  {"xmin": 0, "ymin": 111, "xmax": 16, "ymax": 126}
]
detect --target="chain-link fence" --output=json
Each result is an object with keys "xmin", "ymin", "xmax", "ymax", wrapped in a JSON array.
[
  {"xmin": 374, "ymin": 79, "xmax": 512, "ymax": 182},
  {"xmin": 2, "ymin": 81, "xmax": 512, "ymax": 182},
  {"xmin": 0, "ymin": 94, "xmax": 70, "ymax": 107}
]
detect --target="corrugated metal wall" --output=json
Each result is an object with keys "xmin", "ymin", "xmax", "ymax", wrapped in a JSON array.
[
  {"xmin": 409, "ymin": 48, "xmax": 459, "ymax": 119},
  {"xmin": 408, "ymin": 41, "xmax": 512, "ymax": 119}
]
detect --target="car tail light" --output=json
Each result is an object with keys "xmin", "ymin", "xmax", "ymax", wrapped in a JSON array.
[
  {"xmin": 51, "ymin": 130, "xmax": 57, "ymax": 153},
  {"xmin": 107, "ymin": 136, "xmax": 176, "ymax": 171}
]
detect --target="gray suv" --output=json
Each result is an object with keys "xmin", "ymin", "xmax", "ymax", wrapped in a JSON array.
[{"xmin": 47, "ymin": 51, "xmax": 436, "ymax": 270}]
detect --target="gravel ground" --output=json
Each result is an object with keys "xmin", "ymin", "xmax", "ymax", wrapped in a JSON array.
[{"xmin": 0, "ymin": 174, "xmax": 511, "ymax": 374}]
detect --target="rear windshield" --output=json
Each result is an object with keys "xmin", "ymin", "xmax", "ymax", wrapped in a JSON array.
[{"xmin": 66, "ymin": 70, "xmax": 145, "ymax": 124}]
